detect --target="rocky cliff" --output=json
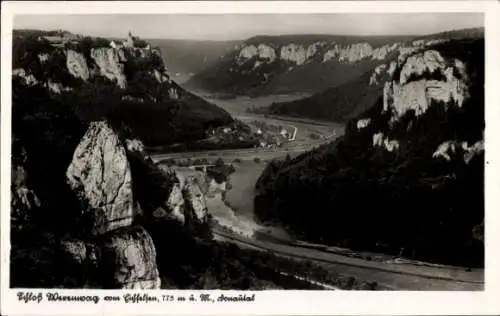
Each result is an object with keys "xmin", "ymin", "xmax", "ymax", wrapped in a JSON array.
[
  {"xmin": 10, "ymin": 81, "xmax": 211, "ymax": 288},
  {"xmin": 11, "ymin": 31, "xmax": 257, "ymax": 150},
  {"xmin": 254, "ymin": 36, "xmax": 484, "ymax": 267},
  {"xmin": 263, "ymin": 28, "xmax": 483, "ymax": 122},
  {"xmin": 9, "ymin": 31, "xmax": 243, "ymax": 289},
  {"xmin": 185, "ymin": 29, "xmax": 482, "ymax": 96}
]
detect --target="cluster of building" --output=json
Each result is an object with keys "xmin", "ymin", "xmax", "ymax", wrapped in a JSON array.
[
  {"xmin": 109, "ymin": 32, "xmax": 151, "ymax": 50},
  {"xmin": 43, "ymin": 30, "xmax": 80, "ymax": 47},
  {"xmin": 42, "ymin": 30, "xmax": 151, "ymax": 51}
]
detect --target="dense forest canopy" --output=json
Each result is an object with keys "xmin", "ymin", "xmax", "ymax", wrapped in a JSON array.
[
  {"xmin": 254, "ymin": 38, "xmax": 485, "ymax": 268},
  {"xmin": 11, "ymin": 33, "xmax": 238, "ymax": 148}
]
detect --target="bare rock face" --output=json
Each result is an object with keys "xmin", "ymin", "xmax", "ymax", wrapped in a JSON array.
[
  {"xmin": 11, "ymin": 155, "xmax": 40, "ymax": 230},
  {"xmin": 383, "ymin": 50, "xmax": 469, "ymax": 122},
  {"xmin": 160, "ymin": 168, "xmax": 209, "ymax": 224},
  {"xmin": 60, "ymin": 240, "xmax": 90, "ymax": 265},
  {"xmin": 369, "ymin": 64, "xmax": 387, "ymax": 85},
  {"xmin": 12, "ymin": 68, "xmax": 38, "ymax": 86},
  {"xmin": 183, "ymin": 178, "xmax": 208, "ymax": 222},
  {"xmin": 66, "ymin": 50, "xmax": 90, "ymax": 81},
  {"xmin": 151, "ymin": 69, "xmax": 170, "ymax": 83},
  {"xmin": 237, "ymin": 45, "xmax": 258, "ymax": 63},
  {"xmin": 372, "ymin": 132, "xmax": 399, "ymax": 152},
  {"xmin": 38, "ymin": 53, "xmax": 49, "ymax": 64},
  {"xmin": 339, "ymin": 43, "xmax": 373, "ymax": 63},
  {"xmin": 280, "ymin": 44, "xmax": 306, "ymax": 65},
  {"xmin": 399, "ymin": 50, "xmax": 445, "ymax": 85},
  {"xmin": 166, "ymin": 183, "xmax": 186, "ymax": 223},
  {"xmin": 306, "ymin": 42, "xmax": 325, "ymax": 60},
  {"xmin": 90, "ymin": 48, "xmax": 127, "ymax": 89},
  {"xmin": 356, "ymin": 118, "xmax": 371, "ymax": 130},
  {"xmin": 432, "ymin": 140, "xmax": 484, "ymax": 164},
  {"xmin": 99, "ymin": 226, "xmax": 161, "ymax": 289},
  {"xmin": 66, "ymin": 121, "xmax": 134, "ymax": 235},
  {"xmin": 257, "ymin": 44, "xmax": 277, "ymax": 62},
  {"xmin": 322, "ymin": 45, "xmax": 337, "ymax": 63},
  {"xmin": 125, "ymin": 139, "xmax": 145, "ymax": 153},
  {"xmin": 45, "ymin": 80, "xmax": 72, "ymax": 94},
  {"xmin": 237, "ymin": 44, "xmax": 277, "ymax": 65},
  {"xmin": 372, "ymin": 43, "xmax": 399, "ymax": 60}
]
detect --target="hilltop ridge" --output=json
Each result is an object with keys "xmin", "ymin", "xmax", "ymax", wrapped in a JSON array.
[
  {"xmin": 185, "ymin": 27, "xmax": 484, "ymax": 97},
  {"xmin": 12, "ymin": 30, "xmax": 258, "ymax": 150}
]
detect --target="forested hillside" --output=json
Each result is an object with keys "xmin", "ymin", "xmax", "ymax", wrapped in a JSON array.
[
  {"xmin": 12, "ymin": 30, "xmax": 256, "ymax": 150},
  {"xmin": 254, "ymin": 38, "xmax": 485, "ymax": 268},
  {"xmin": 258, "ymin": 28, "xmax": 484, "ymax": 122}
]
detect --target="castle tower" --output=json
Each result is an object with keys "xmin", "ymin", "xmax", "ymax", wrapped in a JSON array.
[{"xmin": 124, "ymin": 31, "xmax": 135, "ymax": 48}]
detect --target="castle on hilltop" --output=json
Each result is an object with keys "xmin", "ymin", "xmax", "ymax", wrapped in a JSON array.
[{"xmin": 110, "ymin": 31, "xmax": 150, "ymax": 50}]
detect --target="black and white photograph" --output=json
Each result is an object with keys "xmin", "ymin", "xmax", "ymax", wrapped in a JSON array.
[{"xmin": 1, "ymin": 1, "xmax": 500, "ymax": 315}]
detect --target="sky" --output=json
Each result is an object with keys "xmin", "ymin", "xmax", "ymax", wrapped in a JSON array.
[{"xmin": 13, "ymin": 13, "xmax": 484, "ymax": 41}]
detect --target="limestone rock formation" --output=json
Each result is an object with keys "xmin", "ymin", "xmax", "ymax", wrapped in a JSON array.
[
  {"xmin": 356, "ymin": 118, "xmax": 371, "ymax": 130},
  {"xmin": 11, "ymin": 150, "xmax": 40, "ymax": 230},
  {"xmin": 306, "ymin": 42, "xmax": 325, "ymax": 60},
  {"xmin": 372, "ymin": 43, "xmax": 399, "ymax": 60},
  {"xmin": 66, "ymin": 121, "xmax": 134, "ymax": 235},
  {"xmin": 369, "ymin": 64, "xmax": 387, "ymax": 85},
  {"xmin": 432, "ymin": 140, "xmax": 485, "ymax": 164},
  {"xmin": 99, "ymin": 226, "xmax": 161, "ymax": 289},
  {"xmin": 12, "ymin": 68, "xmax": 38, "ymax": 86},
  {"xmin": 183, "ymin": 178, "xmax": 208, "ymax": 222},
  {"xmin": 45, "ymin": 80, "xmax": 72, "ymax": 94},
  {"xmin": 126, "ymin": 139, "xmax": 145, "ymax": 153},
  {"xmin": 338, "ymin": 43, "xmax": 373, "ymax": 63},
  {"xmin": 166, "ymin": 183, "xmax": 186, "ymax": 223},
  {"xmin": 280, "ymin": 44, "xmax": 306, "ymax": 65},
  {"xmin": 60, "ymin": 240, "xmax": 93, "ymax": 265},
  {"xmin": 38, "ymin": 53, "xmax": 49, "ymax": 64},
  {"xmin": 383, "ymin": 50, "xmax": 469, "ymax": 122},
  {"xmin": 237, "ymin": 44, "xmax": 277, "ymax": 66},
  {"xmin": 156, "ymin": 166, "xmax": 209, "ymax": 224},
  {"xmin": 90, "ymin": 48, "xmax": 127, "ymax": 89},
  {"xmin": 63, "ymin": 122, "xmax": 162, "ymax": 289},
  {"xmin": 66, "ymin": 50, "xmax": 90, "ymax": 81}
]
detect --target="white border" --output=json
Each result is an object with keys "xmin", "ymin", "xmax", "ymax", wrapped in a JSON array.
[{"xmin": 1, "ymin": 1, "xmax": 500, "ymax": 315}]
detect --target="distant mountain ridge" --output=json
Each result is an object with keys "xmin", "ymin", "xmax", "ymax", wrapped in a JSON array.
[
  {"xmin": 255, "ymin": 27, "xmax": 484, "ymax": 121},
  {"xmin": 184, "ymin": 27, "xmax": 484, "ymax": 97},
  {"xmin": 147, "ymin": 39, "xmax": 241, "ymax": 83}
]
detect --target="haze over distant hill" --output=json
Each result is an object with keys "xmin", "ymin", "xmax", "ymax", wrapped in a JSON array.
[
  {"xmin": 249, "ymin": 27, "xmax": 484, "ymax": 122},
  {"xmin": 147, "ymin": 39, "xmax": 241, "ymax": 83}
]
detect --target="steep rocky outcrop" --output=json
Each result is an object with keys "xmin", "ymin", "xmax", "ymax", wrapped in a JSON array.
[
  {"xmin": 66, "ymin": 121, "xmax": 134, "ymax": 235},
  {"xmin": 184, "ymin": 33, "xmax": 418, "ymax": 95},
  {"xmin": 10, "ymin": 105, "xmax": 214, "ymax": 288},
  {"xmin": 66, "ymin": 50, "xmax": 90, "ymax": 81},
  {"xmin": 90, "ymin": 48, "xmax": 127, "ymax": 89},
  {"xmin": 186, "ymin": 27, "xmax": 483, "ymax": 99},
  {"xmin": 63, "ymin": 120, "xmax": 160, "ymax": 289},
  {"xmin": 156, "ymin": 165, "xmax": 209, "ymax": 225},
  {"xmin": 383, "ymin": 50, "xmax": 468, "ymax": 121},
  {"xmin": 13, "ymin": 30, "xmax": 366, "ymax": 291},
  {"xmin": 254, "ymin": 37, "xmax": 484, "ymax": 267},
  {"xmin": 100, "ymin": 226, "xmax": 161, "ymax": 289},
  {"xmin": 263, "ymin": 28, "xmax": 482, "ymax": 122},
  {"xmin": 10, "ymin": 32, "xmax": 225, "ymax": 289},
  {"xmin": 11, "ymin": 32, "xmax": 246, "ymax": 150}
]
